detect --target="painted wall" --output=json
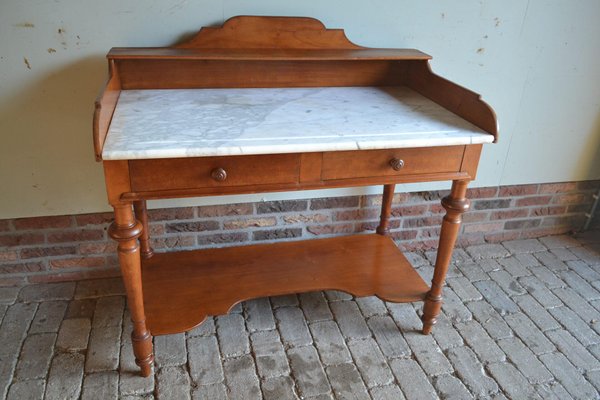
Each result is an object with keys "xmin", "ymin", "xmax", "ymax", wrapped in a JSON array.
[{"xmin": 1, "ymin": 0, "xmax": 599, "ymax": 218}]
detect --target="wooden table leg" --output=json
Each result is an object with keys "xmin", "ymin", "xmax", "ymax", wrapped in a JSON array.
[
  {"xmin": 134, "ymin": 200, "xmax": 154, "ymax": 259},
  {"xmin": 422, "ymin": 180, "xmax": 470, "ymax": 334},
  {"xmin": 376, "ymin": 184, "xmax": 396, "ymax": 235},
  {"xmin": 109, "ymin": 203, "xmax": 154, "ymax": 376}
]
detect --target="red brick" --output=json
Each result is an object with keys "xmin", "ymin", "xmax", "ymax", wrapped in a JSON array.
[
  {"xmin": 530, "ymin": 206, "xmax": 567, "ymax": 217},
  {"xmin": 473, "ymin": 199, "xmax": 511, "ymax": 210},
  {"xmin": 402, "ymin": 216, "xmax": 443, "ymax": 228},
  {"xmin": 253, "ymin": 228, "xmax": 302, "ymax": 240},
  {"xmin": 283, "ymin": 214, "xmax": 329, "ymax": 224},
  {"xmin": 389, "ymin": 230, "xmax": 418, "ymax": 241},
  {"xmin": 0, "ymin": 277, "xmax": 27, "ymax": 286},
  {"xmin": 166, "ymin": 221, "xmax": 219, "ymax": 232},
  {"xmin": 13, "ymin": 215, "xmax": 73, "ymax": 230},
  {"xmin": 498, "ymin": 184, "xmax": 538, "ymax": 197},
  {"xmin": 361, "ymin": 193, "xmax": 409, "ymax": 207},
  {"xmin": 456, "ymin": 233, "xmax": 485, "ymax": 247},
  {"xmin": 20, "ymin": 246, "xmax": 77, "ymax": 259},
  {"xmin": 307, "ymin": 224, "xmax": 354, "ymax": 235},
  {"xmin": 418, "ymin": 227, "xmax": 441, "ymax": 238},
  {"xmin": 462, "ymin": 212, "xmax": 489, "ymax": 223},
  {"xmin": 198, "ymin": 203, "xmax": 253, "ymax": 217},
  {"xmin": 197, "ymin": 232, "xmax": 249, "ymax": 246},
  {"xmin": 490, "ymin": 209, "xmax": 529, "ymax": 220},
  {"xmin": 223, "ymin": 218, "xmax": 276, "ymax": 229},
  {"xmin": 335, "ymin": 209, "xmax": 379, "ymax": 221},
  {"xmin": 0, "ymin": 220, "xmax": 11, "ymax": 231},
  {"xmin": 504, "ymin": 219, "xmax": 541, "ymax": 230},
  {"xmin": 542, "ymin": 215, "xmax": 585, "ymax": 228},
  {"xmin": 0, "ymin": 232, "xmax": 45, "ymax": 246},
  {"xmin": 520, "ymin": 226, "xmax": 572, "ymax": 238},
  {"xmin": 539, "ymin": 182, "xmax": 578, "ymax": 194},
  {"xmin": 390, "ymin": 205, "xmax": 428, "ymax": 217},
  {"xmin": 0, "ymin": 262, "xmax": 45, "ymax": 274},
  {"xmin": 257, "ymin": 200, "xmax": 307, "ymax": 214},
  {"xmin": 148, "ymin": 207, "xmax": 195, "ymax": 220},
  {"xmin": 463, "ymin": 222, "xmax": 504, "ymax": 234},
  {"xmin": 50, "ymin": 257, "xmax": 106, "ymax": 269},
  {"xmin": 484, "ymin": 231, "xmax": 521, "ymax": 243},
  {"xmin": 429, "ymin": 204, "xmax": 445, "ymax": 214},
  {"xmin": 356, "ymin": 220, "xmax": 401, "ymax": 232},
  {"xmin": 567, "ymin": 204, "xmax": 590, "ymax": 213},
  {"xmin": 408, "ymin": 191, "xmax": 446, "ymax": 203},
  {"xmin": 515, "ymin": 196, "xmax": 552, "ymax": 207},
  {"xmin": 151, "ymin": 236, "xmax": 196, "ymax": 249},
  {"xmin": 28, "ymin": 267, "xmax": 120, "ymax": 284},
  {"xmin": 149, "ymin": 224, "xmax": 165, "ymax": 235},
  {"xmin": 398, "ymin": 239, "xmax": 438, "ymax": 251},
  {"xmin": 75, "ymin": 212, "xmax": 114, "ymax": 226},
  {"xmin": 0, "ymin": 250, "xmax": 18, "ymax": 262},
  {"xmin": 78, "ymin": 242, "xmax": 117, "ymax": 255},
  {"xmin": 466, "ymin": 187, "xmax": 498, "ymax": 199},
  {"xmin": 47, "ymin": 229, "xmax": 104, "ymax": 243},
  {"xmin": 310, "ymin": 196, "xmax": 359, "ymax": 210}
]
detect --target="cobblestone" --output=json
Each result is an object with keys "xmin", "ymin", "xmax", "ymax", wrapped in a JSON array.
[
  {"xmin": 389, "ymin": 358, "xmax": 437, "ymax": 400},
  {"xmin": 540, "ymin": 352, "xmax": 599, "ymax": 399},
  {"xmin": 216, "ymin": 313, "xmax": 249, "ymax": 358},
  {"xmin": 433, "ymin": 374, "xmax": 473, "ymax": 400},
  {"xmin": 56, "ymin": 317, "xmax": 91, "ymax": 352},
  {"xmin": 156, "ymin": 366, "xmax": 191, "ymax": 400},
  {"xmin": 245, "ymin": 297, "xmax": 275, "ymax": 331},
  {"xmin": 261, "ymin": 375, "xmax": 298, "ymax": 400},
  {"xmin": 29, "ymin": 300, "xmax": 67, "ymax": 334},
  {"xmin": 14, "ymin": 332, "xmax": 55, "ymax": 380},
  {"xmin": 275, "ymin": 306, "xmax": 312, "ymax": 347},
  {"xmin": 348, "ymin": 338, "xmax": 394, "ymax": 387},
  {"xmin": 155, "ymin": 333, "xmax": 186, "ymax": 367},
  {"xmin": 81, "ymin": 371, "xmax": 118, "ymax": 400},
  {"xmin": 299, "ymin": 292, "xmax": 333, "ymax": 322},
  {"xmin": 497, "ymin": 337, "xmax": 553, "ymax": 384},
  {"xmin": 309, "ymin": 320, "xmax": 352, "ymax": 365},
  {"xmin": 326, "ymin": 363, "xmax": 370, "ymax": 400}
]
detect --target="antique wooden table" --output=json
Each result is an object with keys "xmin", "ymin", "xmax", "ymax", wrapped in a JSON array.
[{"xmin": 93, "ymin": 16, "xmax": 497, "ymax": 376}]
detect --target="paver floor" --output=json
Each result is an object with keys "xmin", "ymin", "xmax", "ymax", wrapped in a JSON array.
[{"xmin": 1, "ymin": 231, "xmax": 599, "ymax": 399}]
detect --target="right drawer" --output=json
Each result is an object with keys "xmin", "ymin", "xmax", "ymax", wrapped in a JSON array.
[{"xmin": 321, "ymin": 146, "xmax": 465, "ymax": 180}]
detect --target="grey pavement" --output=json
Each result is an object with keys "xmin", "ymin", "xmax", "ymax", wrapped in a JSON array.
[{"xmin": 1, "ymin": 231, "xmax": 600, "ymax": 399}]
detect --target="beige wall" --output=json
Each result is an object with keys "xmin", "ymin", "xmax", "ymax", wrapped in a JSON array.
[{"xmin": 1, "ymin": 0, "xmax": 599, "ymax": 219}]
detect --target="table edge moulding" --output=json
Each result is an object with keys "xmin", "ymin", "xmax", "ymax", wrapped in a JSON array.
[{"xmin": 93, "ymin": 15, "xmax": 498, "ymax": 377}]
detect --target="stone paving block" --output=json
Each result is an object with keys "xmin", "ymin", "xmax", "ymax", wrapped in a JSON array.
[
  {"xmin": 473, "ymin": 280, "xmax": 519, "ymax": 315},
  {"xmin": 455, "ymin": 262, "xmax": 489, "ymax": 282},
  {"xmin": 367, "ymin": 315, "xmax": 411, "ymax": 358},
  {"xmin": 569, "ymin": 246, "xmax": 600, "ymax": 265},
  {"xmin": 504, "ymin": 312, "xmax": 555, "ymax": 355},
  {"xmin": 66, "ymin": 298, "xmax": 96, "ymax": 319},
  {"xmin": 223, "ymin": 355, "xmax": 261, "ymax": 400},
  {"xmin": 478, "ymin": 258, "xmax": 503, "ymax": 273},
  {"xmin": 497, "ymin": 337, "xmax": 553, "ymax": 384},
  {"xmin": 546, "ymin": 329, "xmax": 600, "ymax": 372},
  {"xmin": 245, "ymin": 297, "xmax": 275, "ymax": 332},
  {"xmin": 540, "ymin": 352, "xmax": 599, "ymax": 400},
  {"xmin": 527, "ymin": 264, "xmax": 565, "ymax": 289},
  {"xmin": 309, "ymin": 320, "xmax": 352, "ymax": 365},
  {"xmin": 370, "ymin": 384, "xmax": 406, "ymax": 400},
  {"xmin": 488, "ymin": 269, "xmax": 526, "ymax": 296},
  {"xmin": 497, "ymin": 256, "xmax": 530, "ymax": 278},
  {"xmin": 275, "ymin": 306, "xmax": 312, "ymax": 347},
  {"xmin": 29, "ymin": 300, "xmax": 68, "ymax": 334},
  {"xmin": 261, "ymin": 375, "xmax": 298, "ymax": 400},
  {"xmin": 387, "ymin": 302, "xmax": 422, "ymax": 331},
  {"xmin": 561, "ymin": 270, "xmax": 600, "ymax": 300},
  {"xmin": 14, "ymin": 332, "xmax": 56, "ymax": 380},
  {"xmin": 56, "ymin": 317, "xmax": 91, "ymax": 351},
  {"xmin": 155, "ymin": 333, "xmax": 187, "ymax": 367},
  {"xmin": 329, "ymin": 301, "xmax": 371, "ymax": 339},
  {"xmin": 415, "ymin": 265, "xmax": 433, "ymax": 283},
  {"xmin": 81, "ymin": 371, "xmax": 118, "ymax": 400},
  {"xmin": 0, "ymin": 356, "xmax": 16, "ymax": 400},
  {"xmin": 446, "ymin": 346, "xmax": 498, "ymax": 398},
  {"xmin": 355, "ymin": 295, "xmax": 388, "ymax": 317},
  {"xmin": 513, "ymin": 294, "xmax": 561, "ymax": 332},
  {"xmin": 270, "ymin": 294, "xmax": 299, "ymax": 308},
  {"xmin": 251, "ymin": 330, "xmax": 290, "ymax": 378},
  {"xmin": 18, "ymin": 282, "xmax": 76, "ymax": 302},
  {"xmin": 455, "ymin": 320, "xmax": 505, "ymax": 363},
  {"xmin": 466, "ymin": 300, "xmax": 513, "ymax": 340},
  {"xmin": 121, "ymin": 395, "xmax": 155, "ymax": 400},
  {"xmin": 553, "ymin": 286, "xmax": 600, "ymax": 324},
  {"xmin": 405, "ymin": 251, "xmax": 429, "ymax": 267},
  {"xmin": 515, "ymin": 252, "xmax": 540, "ymax": 268},
  {"xmin": 539, "ymin": 234, "xmax": 581, "ymax": 249},
  {"xmin": 466, "ymin": 243, "xmax": 510, "ymax": 259},
  {"xmin": 186, "ymin": 317, "xmax": 215, "ymax": 337},
  {"xmin": 216, "ymin": 313, "xmax": 249, "ymax": 358},
  {"xmin": 502, "ymin": 238, "xmax": 546, "ymax": 254},
  {"xmin": 586, "ymin": 370, "xmax": 600, "ymax": 392},
  {"xmin": 187, "ymin": 335, "xmax": 223, "ymax": 385},
  {"xmin": 192, "ymin": 383, "xmax": 227, "ymax": 400},
  {"xmin": 299, "ymin": 292, "xmax": 333, "ymax": 322},
  {"xmin": 348, "ymin": 338, "xmax": 394, "ymax": 387},
  {"xmin": 433, "ymin": 374, "xmax": 473, "ymax": 400},
  {"xmin": 0, "ymin": 286, "xmax": 20, "ymax": 305},
  {"xmin": 389, "ymin": 358, "xmax": 437, "ymax": 400},
  {"xmin": 287, "ymin": 345, "xmax": 331, "ymax": 398},
  {"xmin": 6, "ymin": 379, "xmax": 45, "ymax": 400},
  {"xmin": 86, "ymin": 324, "xmax": 121, "ymax": 372},
  {"xmin": 45, "ymin": 352, "xmax": 84, "ymax": 400},
  {"xmin": 74, "ymin": 278, "xmax": 124, "ymax": 299},
  {"xmin": 93, "ymin": 295, "xmax": 125, "ymax": 328},
  {"xmin": 487, "ymin": 362, "xmax": 542, "ymax": 400},
  {"xmin": 404, "ymin": 331, "xmax": 453, "ymax": 376},
  {"xmin": 534, "ymin": 251, "xmax": 569, "ymax": 271},
  {"xmin": 549, "ymin": 306, "xmax": 600, "ymax": 346},
  {"xmin": 440, "ymin": 287, "xmax": 472, "ymax": 323},
  {"xmin": 326, "ymin": 363, "xmax": 370, "ymax": 400},
  {"xmin": 567, "ymin": 260, "xmax": 600, "ymax": 282},
  {"xmin": 0, "ymin": 302, "xmax": 37, "ymax": 357},
  {"xmin": 447, "ymin": 276, "xmax": 482, "ymax": 302},
  {"xmin": 156, "ymin": 366, "xmax": 191, "ymax": 400},
  {"xmin": 430, "ymin": 312, "xmax": 465, "ymax": 350},
  {"xmin": 534, "ymin": 380, "xmax": 573, "ymax": 400},
  {"xmin": 0, "ymin": 305, "xmax": 6, "ymax": 325},
  {"xmin": 517, "ymin": 276, "xmax": 563, "ymax": 308},
  {"xmin": 550, "ymin": 247, "xmax": 579, "ymax": 261},
  {"xmin": 324, "ymin": 290, "xmax": 352, "ymax": 302}
]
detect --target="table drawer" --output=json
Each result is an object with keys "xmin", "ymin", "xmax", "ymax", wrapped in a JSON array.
[
  {"xmin": 321, "ymin": 146, "xmax": 465, "ymax": 180},
  {"xmin": 129, "ymin": 154, "xmax": 301, "ymax": 192}
]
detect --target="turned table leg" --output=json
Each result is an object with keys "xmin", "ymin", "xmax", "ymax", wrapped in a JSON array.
[
  {"xmin": 134, "ymin": 200, "xmax": 154, "ymax": 259},
  {"xmin": 422, "ymin": 180, "xmax": 470, "ymax": 334},
  {"xmin": 109, "ymin": 204, "xmax": 154, "ymax": 376},
  {"xmin": 376, "ymin": 184, "xmax": 396, "ymax": 236}
]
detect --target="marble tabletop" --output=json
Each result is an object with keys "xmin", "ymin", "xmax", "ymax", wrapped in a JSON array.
[{"xmin": 102, "ymin": 86, "xmax": 494, "ymax": 160}]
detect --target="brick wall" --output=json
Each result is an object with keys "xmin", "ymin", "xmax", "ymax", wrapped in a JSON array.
[{"xmin": 1, "ymin": 180, "xmax": 598, "ymax": 286}]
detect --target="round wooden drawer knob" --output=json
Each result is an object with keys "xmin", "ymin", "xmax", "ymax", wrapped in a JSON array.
[
  {"xmin": 211, "ymin": 167, "xmax": 227, "ymax": 182},
  {"xmin": 389, "ymin": 158, "xmax": 405, "ymax": 171}
]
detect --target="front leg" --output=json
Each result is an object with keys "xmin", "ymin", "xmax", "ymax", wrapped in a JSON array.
[
  {"xmin": 109, "ymin": 203, "xmax": 154, "ymax": 376},
  {"xmin": 422, "ymin": 180, "xmax": 470, "ymax": 334}
]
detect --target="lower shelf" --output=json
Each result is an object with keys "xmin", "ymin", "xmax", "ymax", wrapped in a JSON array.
[{"xmin": 142, "ymin": 234, "xmax": 430, "ymax": 335}]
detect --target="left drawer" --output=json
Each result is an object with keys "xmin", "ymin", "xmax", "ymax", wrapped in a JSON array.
[{"xmin": 129, "ymin": 154, "xmax": 301, "ymax": 192}]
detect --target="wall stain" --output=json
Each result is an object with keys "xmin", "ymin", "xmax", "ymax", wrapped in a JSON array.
[
  {"xmin": 477, "ymin": 48, "xmax": 485, "ymax": 54},
  {"xmin": 47, "ymin": 48, "xmax": 56, "ymax": 54},
  {"xmin": 494, "ymin": 17, "xmax": 501, "ymax": 27},
  {"xmin": 15, "ymin": 22, "xmax": 35, "ymax": 28},
  {"xmin": 23, "ymin": 57, "xmax": 31, "ymax": 69},
  {"xmin": 58, "ymin": 28, "xmax": 65, "ymax": 34}
]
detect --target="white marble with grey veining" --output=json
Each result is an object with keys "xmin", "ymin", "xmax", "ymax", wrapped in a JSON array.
[{"xmin": 102, "ymin": 86, "xmax": 494, "ymax": 160}]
